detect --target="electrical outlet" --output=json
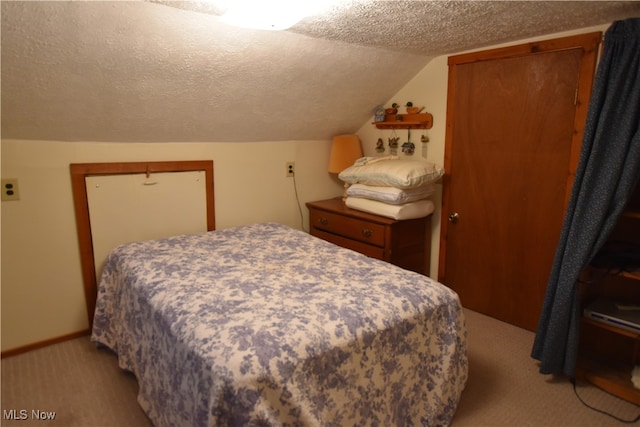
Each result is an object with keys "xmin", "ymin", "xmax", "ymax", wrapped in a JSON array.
[
  {"xmin": 286, "ymin": 162, "xmax": 295, "ymax": 177},
  {"xmin": 1, "ymin": 178, "xmax": 20, "ymax": 201}
]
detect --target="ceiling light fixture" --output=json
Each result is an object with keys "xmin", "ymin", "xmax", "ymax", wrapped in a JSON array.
[{"xmin": 217, "ymin": 0, "xmax": 339, "ymax": 31}]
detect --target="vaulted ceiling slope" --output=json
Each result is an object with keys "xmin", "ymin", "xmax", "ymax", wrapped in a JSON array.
[{"xmin": 2, "ymin": 1, "xmax": 639, "ymax": 143}]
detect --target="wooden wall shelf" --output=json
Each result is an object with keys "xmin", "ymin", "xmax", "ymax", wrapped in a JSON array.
[
  {"xmin": 577, "ymin": 355, "xmax": 640, "ymax": 406},
  {"xmin": 373, "ymin": 113, "xmax": 433, "ymax": 129}
]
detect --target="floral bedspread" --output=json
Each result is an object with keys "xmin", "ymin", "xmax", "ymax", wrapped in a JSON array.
[{"xmin": 92, "ymin": 222, "xmax": 468, "ymax": 426}]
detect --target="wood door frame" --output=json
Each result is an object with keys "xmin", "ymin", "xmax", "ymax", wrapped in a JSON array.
[
  {"xmin": 70, "ymin": 160, "xmax": 215, "ymax": 326},
  {"xmin": 438, "ymin": 32, "xmax": 602, "ymax": 281}
]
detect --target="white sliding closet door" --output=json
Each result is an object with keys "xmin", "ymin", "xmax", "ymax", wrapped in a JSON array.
[{"xmin": 86, "ymin": 171, "xmax": 207, "ymax": 281}]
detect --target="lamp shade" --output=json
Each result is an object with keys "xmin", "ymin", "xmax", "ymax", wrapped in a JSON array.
[{"xmin": 328, "ymin": 135, "xmax": 363, "ymax": 173}]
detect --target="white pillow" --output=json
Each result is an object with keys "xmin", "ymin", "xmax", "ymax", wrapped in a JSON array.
[
  {"xmin": 346, "ymin": 183, "xmax": 436, "ymax": 205},
  {"xmin": 345, "ymin": 197, "xmax": 435, "ymax": 220},
  {"xmin": 339, "ymin": 158, "xmax": 444, "ymax": 189}
]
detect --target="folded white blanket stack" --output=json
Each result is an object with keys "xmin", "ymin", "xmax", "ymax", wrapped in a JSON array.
[{"xmin": 338, "ymin": 157, "xmax": 444, "ymax": 220}]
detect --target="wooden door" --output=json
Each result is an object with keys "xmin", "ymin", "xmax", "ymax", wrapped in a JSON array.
[{"xmin": 439, "ymin": 33, "xmax": 601, "ymax": 331}]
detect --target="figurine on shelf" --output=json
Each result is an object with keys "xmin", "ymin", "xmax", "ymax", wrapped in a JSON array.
[
  {"xmin": 375, "ymin": 138, "xmax": 385, "ymax": 153},
  {"xmin": 373, "ymin": 105, "xmax": 385, "ymax": 122},
  {"xmin": 386, "ymin": 102, "xmax": 399, "ymax": 115},
  {"xmin": 405, "ymin": 102, "xmax": 415, "ymax": 114},
  {"xmin": 405, "ymin": 101, "xmax": 423, "ymax": 114}
]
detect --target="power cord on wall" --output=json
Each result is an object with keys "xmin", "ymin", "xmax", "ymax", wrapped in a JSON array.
[
  {"xmin": 570, "ymin": 377, "xmax": 640, "ymax": 423},
  {"xmin": 291, "ymin": 170, "xmax": 306, "ymax": 232}
]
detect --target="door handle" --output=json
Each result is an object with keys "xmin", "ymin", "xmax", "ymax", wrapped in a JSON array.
[{"xmin": 448, "ymin": 212, "xmax": 459, "ymax": 223}]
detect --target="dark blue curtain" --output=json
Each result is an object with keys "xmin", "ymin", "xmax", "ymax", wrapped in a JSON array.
[{"xmin": 532, "ymin": 18, "xmax": 640, "ymax": 377}]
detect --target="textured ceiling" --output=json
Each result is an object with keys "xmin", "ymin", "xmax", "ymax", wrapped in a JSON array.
[{"xmin": 2, "ymin": 1, "xmax": 639, "ymax": 143}]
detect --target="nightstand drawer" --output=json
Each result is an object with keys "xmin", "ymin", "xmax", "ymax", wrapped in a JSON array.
[
  {"xmin": 310, "ymin": 209, "xmax": 385, "ymax": 246},
  {"xmin": 311, "ymin": 229, "xmax": 384, "ymax": 260},
  {"xmin": 307, "ymin": 198, "xmax": 431, "ymax": 275}
]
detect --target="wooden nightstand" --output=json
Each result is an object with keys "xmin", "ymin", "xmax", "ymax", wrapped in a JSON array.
[{"xmin": 306, "ymin": 198, "xmax": 431, "ymax": 275}]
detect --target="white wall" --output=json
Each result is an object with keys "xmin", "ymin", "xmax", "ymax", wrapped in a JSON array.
[{"xmin": 0, "ymin": 139, "xmax": 342, "ymax": 352}]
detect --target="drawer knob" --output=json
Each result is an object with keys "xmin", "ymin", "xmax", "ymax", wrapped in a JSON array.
[
  {"xmin": 362, "ymin": 228, "xmax": 372, "ymax": 238},
  {"xmin": 319, "ymin": 217, "xmax": 328, "ymax": 225}
]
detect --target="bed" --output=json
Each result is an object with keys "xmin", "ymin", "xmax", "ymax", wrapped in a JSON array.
[{"xmin": 91, "ymin": 222, "xmax": 468, "ymax": 426}]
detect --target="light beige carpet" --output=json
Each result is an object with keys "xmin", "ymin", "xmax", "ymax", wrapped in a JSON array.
[
  {"xmin": 453, "ymin": 309, "xmax": 639, "ymax": 426},
  {"xmin": 1, "ymin": 335, "xmax": 151, "ymax": 427},
  {"xmin": 2, "ymin": 308, "xmax": 638, "ymax": 426}
]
